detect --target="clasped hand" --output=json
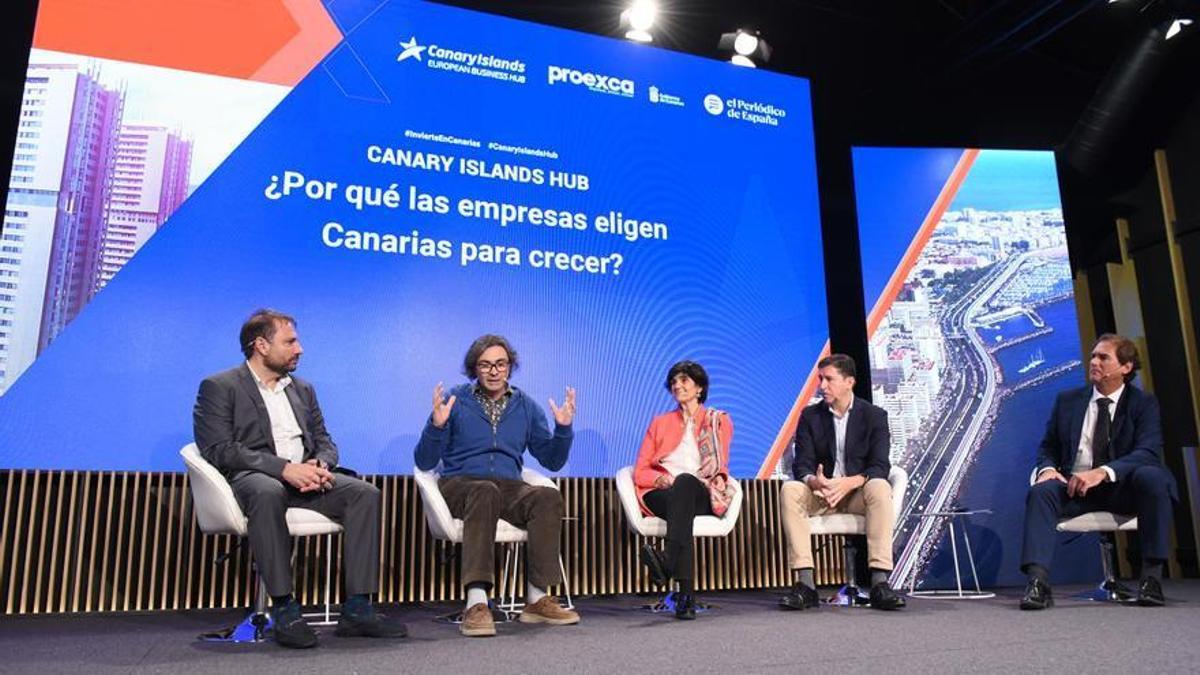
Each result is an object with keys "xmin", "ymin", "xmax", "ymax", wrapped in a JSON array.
[
  {"xmin": 806, "ymin": 464, "xmax": 861, "ymax": 508},
  {"xmin": 283, "ymin": 459, "xmax": 335, "ymax": 493}
]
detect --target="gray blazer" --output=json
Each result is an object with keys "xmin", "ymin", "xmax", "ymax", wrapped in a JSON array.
[{"xmin": 193, "ymin": 363, "xmax": 339, "ymax": 480}]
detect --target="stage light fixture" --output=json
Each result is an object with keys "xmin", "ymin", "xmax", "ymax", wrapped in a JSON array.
[
  {"xmin": 1165, "ymin": 17, "xmax": 1193, "ymax": 39},
  {"xmin": 620, "ymin": 0, "xmax": 658, "ymax": 43},
  {"xmin": 718, "ymin": 30, "xmax": 771, "ymax": 68}
]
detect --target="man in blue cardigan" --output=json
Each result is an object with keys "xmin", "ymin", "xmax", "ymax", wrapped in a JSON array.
[{"xmin": 415, "ymin": 334, "xmax": 578, "ymax": 636}]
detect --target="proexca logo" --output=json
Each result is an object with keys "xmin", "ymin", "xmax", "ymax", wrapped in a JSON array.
[{"xmin": 547, "ymin": 65, "xmax": 635, "ymax": 97}]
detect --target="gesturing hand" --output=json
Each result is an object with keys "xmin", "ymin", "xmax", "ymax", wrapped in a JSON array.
[
  {"xmin": 282, "ymin": 461, "xmax": 334, "ymax": 493},
  {"xmin": 431, "ymin": 382, "xmax": 457, "ymax": 428},
  {"xmin": 549, "ymin": 386, "xmax": 576, "ymax": 426}
]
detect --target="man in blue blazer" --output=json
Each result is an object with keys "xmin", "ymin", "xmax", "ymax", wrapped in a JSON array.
[
  {"xmin": 780, "ymin": 353, "xmax": 904, "ymax": 611},
  {"xmin": 1021, "ymin": 334, "xmax": 1177, "ymax": 609}
]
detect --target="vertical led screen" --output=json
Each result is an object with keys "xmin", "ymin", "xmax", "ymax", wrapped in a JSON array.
[
  {"xmin": 0, "ymin": 0, "xmax": 827, "ymax": 477},
  {"xmin": 853, "ymin": 147, "xmax": 1098, "ymax": 587}
]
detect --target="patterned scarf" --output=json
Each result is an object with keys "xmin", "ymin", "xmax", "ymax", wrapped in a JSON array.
[{"xmin": 696, "ymin": 408, "xmax": 734, "ymax": 516}]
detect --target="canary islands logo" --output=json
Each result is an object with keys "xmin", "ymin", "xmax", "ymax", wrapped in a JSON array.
[
  {"xmin": 398, "ymin": 37, "xmax": 426, "ymax": 62},
  {"xmin": 395, "ymin": 34, "xmax": 526, "ymax": 84}
]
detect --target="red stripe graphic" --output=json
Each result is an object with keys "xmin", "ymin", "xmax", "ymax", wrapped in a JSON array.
[{"xmin": 755, "ymin": 148, "xmax": 980, "ymax": 478}]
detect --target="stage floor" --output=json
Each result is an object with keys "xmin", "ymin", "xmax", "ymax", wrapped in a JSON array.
[{"xmin": 3, "ymin": 581, "xmax": 1199, "ymax": 673}]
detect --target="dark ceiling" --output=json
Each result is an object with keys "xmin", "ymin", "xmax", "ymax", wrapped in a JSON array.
[
  {"xmin": 1, "ymin": 0, "xmax": 1197, "ymax": 185},
  {"xmin": 434, "ymin": 0, "xmax": 1200, "ymax": 151}
]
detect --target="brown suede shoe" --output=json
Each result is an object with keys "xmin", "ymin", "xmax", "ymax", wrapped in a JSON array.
[
  {"xmin": 518, "ymin": 596, "xmax": 580, "ymax": 625},
  {"xmin": 460, "ymin": 602, "xmax": 496, "ymax": 637}
]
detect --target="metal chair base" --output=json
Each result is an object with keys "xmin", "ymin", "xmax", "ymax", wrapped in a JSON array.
[
  {"xmin": 199, "ymin": 612, "xmax": 272, "ymax": 643},
  {"xmin": 1073, "ymin": 533, "xmax": 1137, "ymax": 603},
  {"xmin": 640, "ymin": 591, "xmax": 715, "ymax": 614},
  {"xmin": 1072, "ymin": 579, "xmax": 1137, "ymax": 603},
  {"xmin": 825, "ymin": 584, "xmax": 871, "ymax": 607}
]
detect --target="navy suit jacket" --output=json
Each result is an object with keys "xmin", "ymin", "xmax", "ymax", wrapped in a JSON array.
[
  {"xmin": 792, "ymin": 397, "xmax": 891, "ymax": 482},
  {"xmin": 1035, "ymin": 383, "xmax": 1177, "ymax": 499},
  {"xmin": 193, "ymin": 364, "xmax": 339, "ymax": 480}
]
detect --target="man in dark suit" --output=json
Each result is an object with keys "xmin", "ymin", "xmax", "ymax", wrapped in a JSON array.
[
  {"xmin": 780, "ymin": 353, "xmax": 904, "ymax": 611},
  {"xmin": 1020, "ymin": 333, "xmax": 1176, "ymax": 609},
  {"xmin": 193, "ymin": 309, "xmax": 405, "ymax": 648}
]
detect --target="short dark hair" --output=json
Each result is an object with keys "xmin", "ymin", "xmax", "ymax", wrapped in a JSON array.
[
  {"xmin": 818, "ymin": 353, "xmax": 857, "ymax": 379},
  {"xmin": 665, "ymin": 360, "xmax": 709, "ymax": 403},
  {"xmin": 239, "ymin": 309, "xmax": 296, "ymax": 358},
  {"xmin": 462, "ymin": 334, "xmax": 520, "ymax": 379},
  {"xmin": 1095, "ymin": 333, "xmax": 1140, "ymax": 383}
]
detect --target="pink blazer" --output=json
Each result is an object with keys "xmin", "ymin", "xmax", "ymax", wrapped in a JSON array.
[{"xmin": 633, "ymin": 405, "xmax": 733, "ymax": 515}]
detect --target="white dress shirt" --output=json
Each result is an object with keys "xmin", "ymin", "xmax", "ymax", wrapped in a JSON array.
[
  {"xmin": 660, "ymin": 416, "xmax": 702, "ymax": 478},
  {"xmin": 831, "ymin": 400, "xmax": 853, "ymax": 478},
  {"xmin": 248, "ymin": 362, "xmax": 305, "ymax": 465},
  {"xmin": 801, "ymin": 400, "xmax": 853, "ymax": 484},
  {"xmin": 1071, "ymin": 384, "xmax": 1123, "ymax": 482}
]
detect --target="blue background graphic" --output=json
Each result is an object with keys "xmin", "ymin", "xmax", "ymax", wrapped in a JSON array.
[{"xmin": 0, "ymin": 0, "xmax": 827, "ymax": 476}]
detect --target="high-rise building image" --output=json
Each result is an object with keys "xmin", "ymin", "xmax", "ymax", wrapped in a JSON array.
[
  {"xmin": 1, "ymin": 63, "xmax": 124, "ymax": 394},
  {"xmin": 98, "ymin": 124, "xmax": 192, "ymax": 289}
]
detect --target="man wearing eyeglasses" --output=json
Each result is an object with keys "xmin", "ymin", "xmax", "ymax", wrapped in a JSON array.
[{"xmin": 414, "ymin": 334, "xmax": 579, "ymax": 637}]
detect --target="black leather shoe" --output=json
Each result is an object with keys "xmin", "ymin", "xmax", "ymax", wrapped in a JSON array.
[
  {"xmin": 1020, "ymin": 577, "xmax": 1054, "ymax": 610},
  {"xmin": 1136, "ymin": 576, "xmax": 1165, "ymax": 607},
  {"xmin": 780, "ymin": 582, "xmax": 820, "ymax": 610},
  {"xmin": 270, "ymin": 601, "xmax": 318, "ymax": 649},
  {"xmin": 336, "ymin": 605, "xmax": 409, "ymax": 638},
  {"xmin": 869, "ymin": 582, "xmax": 906, "ymax": 611},
  {"xmin": 640, "ymin": 543, "xmax": 669, "ymax": 588},
  {"xmin": 674, "ymin": 593, "xmax": 696, "ymax": 620}
]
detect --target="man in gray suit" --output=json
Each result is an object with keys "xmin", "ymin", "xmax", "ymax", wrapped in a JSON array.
[{"xmin": 193, "ymin": 308, "xmax": 404, "ymax": 648}]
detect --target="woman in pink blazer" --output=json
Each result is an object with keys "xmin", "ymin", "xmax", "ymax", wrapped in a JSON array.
[{"xmin": 633, "ymin": 360, "xmax": 734, "ymax": 619}]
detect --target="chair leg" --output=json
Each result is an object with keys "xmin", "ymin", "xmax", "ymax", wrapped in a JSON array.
[
  {"xmin": 826, "ymin": 537, "xmax": 870, "ymax": 607},
  {"xmin": 198, "ymin": 564, "xmax": 272, "ymax": 643},
  {"xmin": 558, "ymin": 554, "xmax": 574, "ymax": 610},
  {"xmin": 301, "ymin": 534, "xmax": 340, "ymax": 626},
  {"xmin": 1072, "ymin": 533, "xmax": 1136, "ymax": 602}
]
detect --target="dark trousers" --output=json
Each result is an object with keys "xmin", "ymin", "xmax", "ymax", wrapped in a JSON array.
[
  {"xmin": 1021, "ymin": 464, "xmax": 1174, "ymax": 573},
  {"xmin": 229, "ymin": 471, "xmax": 381, "ymax": 598},
  {"xmin": 439, "ymin": 476, "xmax": 565, "ymax": 589},
  {"xmin": 644, "ymin": 473, "xmax": 713, "ymax": 582}
]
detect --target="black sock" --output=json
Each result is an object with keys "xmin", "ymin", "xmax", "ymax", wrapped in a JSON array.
[
  {"xmin": 343, "ymin": 593, "xmax": 371, "ymax": 616},
  {"xmin": 869, "ymin": 568, "xmax": 890, "ymax": 587},
  {"xmin": 678, "ymin": 579, "xmax": 694, "ymax": 595},
  {"xmin": 271, "ymin": 593, "xmax": 295, "ymax": 610},
  {"xmin": 1026, "ymin": 564, "xmax": 1049, "ymax": 583},
  {"xmin": 1142, "ymin": 560, "xmax": 1164, "ymax": 581}
]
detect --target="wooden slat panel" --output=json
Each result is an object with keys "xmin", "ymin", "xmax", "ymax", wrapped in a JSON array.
[{"xmin": 0, "ymin": 471, "xmax": 850, "ymax": 614}]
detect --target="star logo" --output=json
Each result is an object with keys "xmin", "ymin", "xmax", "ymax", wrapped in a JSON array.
[{"xmin": 398, "ymin": 37, "xmax": 426, "ymax": 62}]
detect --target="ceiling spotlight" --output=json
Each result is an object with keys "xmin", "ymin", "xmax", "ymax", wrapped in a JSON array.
[
  {"xmin": 719, "ymin": 29, "xmax": 771, "ymax": 68},
  {"xmin": 620, "ymin": 0, "xmax": 658, "ymax": 43},
  {"xmin": 1165, "ymin": 18, "xmax": 1193, "ymax": 39}
]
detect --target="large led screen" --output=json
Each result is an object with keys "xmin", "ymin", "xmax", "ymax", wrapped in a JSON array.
[
  {"xmin": 854, "ymin": 147, "xmax": 1098, "ymax": 587},
  {"xmin": 0, "ymin": 0, "xmax": 827, "ymax": 476}
]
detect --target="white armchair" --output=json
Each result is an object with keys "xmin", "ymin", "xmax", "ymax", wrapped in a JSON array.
[
  {"xmin": 1029, "ymin": 468, "xmax": 1138, "ymax": 601},
  {"xmin": 180, "ymin": 443, "xmax": 343, "ymax": 640},
  {"xmin": 802, "ymin": 465, "xmax": 908, "ymax": 605},
  {"xmin": 413, "ymin": 466, "xmax": 572, "ymax": 616}
]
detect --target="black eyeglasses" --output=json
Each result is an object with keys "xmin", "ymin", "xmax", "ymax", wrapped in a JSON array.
[{"xmin": 476, "ymin": 360, "xmax": 510, "ymax": 373}]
